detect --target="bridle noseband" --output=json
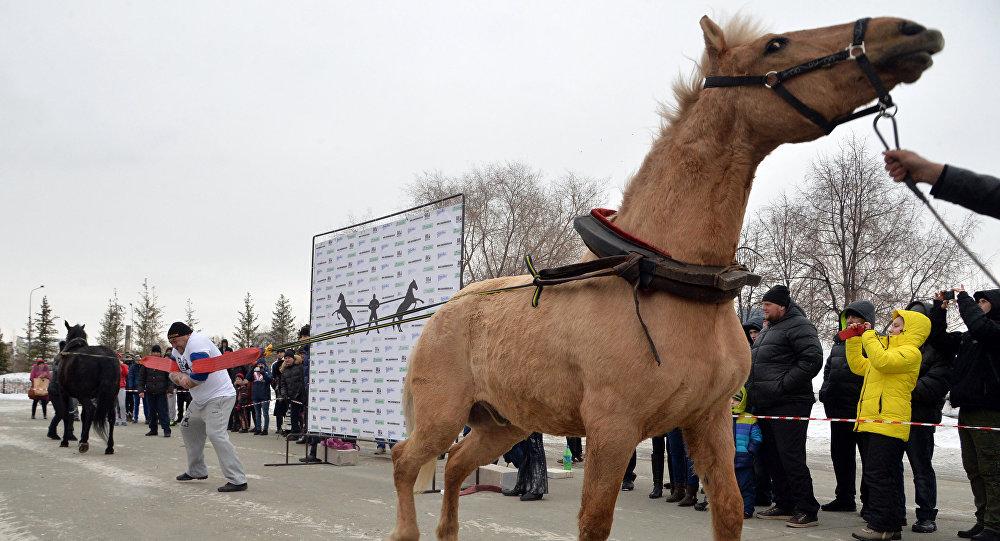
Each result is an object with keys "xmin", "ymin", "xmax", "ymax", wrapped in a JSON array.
[{"xmin": 704, "ymin": 18, "xmax": 892, "ymax": 135}]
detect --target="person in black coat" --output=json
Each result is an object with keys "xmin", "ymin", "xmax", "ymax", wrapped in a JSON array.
[
  {"xmin": 501, "ymin": 432, "xmax": 548, "ymax": 501},
  {"xmin": 818, "ymin": 299, "xmax": 876, "ymax": 513},
  {"xmin": 901, "ymin": 300, "xmax": 952, "ymax": 534},
  {"xmin": 139, "ymin": 345, "xmax": 173, "ymax": 437},
  {"xmin": 883, "ymin": 150, "xmax": 1000, "ymax": 220},
  {"xmin": 46, "ymin": 340, "xmax": 76, "ymax": 442},
  {"xmin": 929, "ymin": 287, "xmax": 1000, "ymax": 539},
  {"xmin": 748, "ymin": 285, "xmax": 823, "ymax": 527}
]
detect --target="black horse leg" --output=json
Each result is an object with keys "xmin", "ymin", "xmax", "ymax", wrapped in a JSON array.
[
  {"xmin": 105, "ymin": 397, "xmax": 115, "ymax": 454},
  {"xmin": 79, "ymin": 403, "xmax": 93, "ymax": 453},
  {"xmin": 59, "ymin": 392, "xmax": 72, "ymax": 448}
]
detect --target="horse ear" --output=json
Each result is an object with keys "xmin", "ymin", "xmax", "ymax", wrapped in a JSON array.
[
  {"xmin": 65, "ymin": 321, "xmax": 71, "ymax": 331},
  {"xmin": 700, "ymin": 16, "xmax": 727, "ymax": 73}
]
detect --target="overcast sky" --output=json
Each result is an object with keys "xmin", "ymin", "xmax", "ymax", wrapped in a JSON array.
[{"xmin": 2, "ymin": 1, "xmax": 997, "ymax": 347}]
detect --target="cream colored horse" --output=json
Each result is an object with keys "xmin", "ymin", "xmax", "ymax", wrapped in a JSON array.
[{"xmin": 388, "ymin": 15, "xmax": 943, "ymax": 541}]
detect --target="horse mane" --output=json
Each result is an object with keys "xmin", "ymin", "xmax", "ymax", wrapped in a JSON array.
[{"xmin": 658, "ymin": 14, "xmax": 768, "ymax": 132}]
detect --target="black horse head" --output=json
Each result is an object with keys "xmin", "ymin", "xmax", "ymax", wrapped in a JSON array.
[{"xmin": 64, "ymin": 321, "xmax": 88, "ymax": 346}]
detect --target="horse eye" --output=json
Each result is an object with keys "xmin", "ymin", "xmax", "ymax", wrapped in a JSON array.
[{"xmin": 765, "ymin": 37, "xmax": 788, "ymax": 54}]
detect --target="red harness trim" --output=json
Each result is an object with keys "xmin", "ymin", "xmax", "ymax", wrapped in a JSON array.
[{"xmin": 590, "ymin": 208, "xmax": 672, "ymax": 259}]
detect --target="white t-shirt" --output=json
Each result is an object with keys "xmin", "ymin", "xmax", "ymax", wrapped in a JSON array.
[{"xmin": 175, "ymin": 332, "xmax": 234, "ymax": 405}]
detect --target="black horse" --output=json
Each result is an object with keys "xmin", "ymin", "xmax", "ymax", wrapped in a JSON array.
[
  {"xmin": 57, "ymin": 322, "xmax": 119, "ymax": 454},
  {"xmin": 392, "ymin": 279, "xmax": 424, "ymax": 332}
]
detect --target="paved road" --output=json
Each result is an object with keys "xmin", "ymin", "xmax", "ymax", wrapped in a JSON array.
[{"xmin": 0, "ymin": 398, "xmax": 979, "ymax": 540}]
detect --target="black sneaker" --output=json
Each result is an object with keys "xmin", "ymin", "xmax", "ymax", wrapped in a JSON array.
[
  {"xmin": 960, "ymin": 524, "xmax": 985, "ymax": 538},
  {"xmin": 176, "ymin": 472, "xmax": 208, "ymax": 481},
  {"xmin": 163, "ymin": 431, "xmax": 171, "ymax": 438},
  {"xmin": 298, "ymin": 456, "xmax": 322, "ymax": 463},
  {"xmin": 822, "ymin": 498, "xmax": 857, "ymax": 512},
  {"xmin": 786, "ymin": 513, "xmax": 819, "ymax": 528},
  {"xmin": 218, "ymin": 482, "xmax": 248, "ymax": 492},
  {"xmin": 621, "ymin": 479, "xmax": 634, "ymax": 491},
  {"xmin": 145, "ymin": 430, "xmax": 158, "ymax": 436},
  {"xmin": 912, "ymin": 519, "xmax": 936, "ymax": 533},
  {"xmin": 756, "ymin": 506, "xmax": 794, "ymax": 520}
]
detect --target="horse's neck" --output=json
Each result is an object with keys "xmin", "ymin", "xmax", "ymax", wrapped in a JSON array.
[{"xmin": 616, "ymin": 104, "xmax": 773, "ymax": 266}]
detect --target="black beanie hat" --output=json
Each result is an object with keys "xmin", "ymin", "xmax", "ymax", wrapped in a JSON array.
[
  {"xmin": 284, "ymin": 348, "xmax": 296, "ymax": 358},
  {"xmin": 150, "ymin": 344, "xmax": 162, "ymax": 353},
  {"xmin": 167, "ymin": 322, "xmax": 193, "ymax": 338},
  {"xmin": 299, "ymin": 324, "xmax": 310, "ymax": 337},
  {"xmin": 762, "ymin": 284, "xmax": 791, "ymax": 307}
]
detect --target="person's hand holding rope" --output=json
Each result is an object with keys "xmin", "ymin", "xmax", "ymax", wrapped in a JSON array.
[{"xmin": 883, "ymin": 149, "xmax": 945, "ymax": 185}]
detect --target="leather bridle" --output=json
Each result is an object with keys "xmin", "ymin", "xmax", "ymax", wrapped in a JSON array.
[{"xmin": 703, "ymin": 18, "xmax": 892, "ymax": 135}]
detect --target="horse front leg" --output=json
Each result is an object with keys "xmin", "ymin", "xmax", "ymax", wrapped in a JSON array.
[
  {"xmin": 577, "ymin": 423, "xmax": 640, "ymax": 541},
  {"xmin": 683, "ymin": 410, "xmax": 743, "ymax": 541},
  {"xmin": 105, "ymin": 401, "xmax": 115, "ymax": 454}
]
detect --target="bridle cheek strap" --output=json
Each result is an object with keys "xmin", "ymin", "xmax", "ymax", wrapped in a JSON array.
[{"xmin": 703, "ymin": 18, "xmax": 893, "ymax": 135}]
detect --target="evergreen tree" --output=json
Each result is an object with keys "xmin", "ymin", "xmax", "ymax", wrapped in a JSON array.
[
  {"xmin": 97, "ymin": 294, "xmax": 126, "ymax": 351},
  {"xmin": 0, "ymin": 328, "xmax": 11, "ymax": 374},
  {"xmin": 233, "ymin": 292, "xmax": 260, "ymax": 349},
  {"xmin": 134, "ymin": 278, "xmax": 165, "ymax": 353},
  {"xmin": 32, "ymin": 296, "xmax": 59, "ymax": 360},
  {"xmin": 184, "ymin": 298, "xmax": 200, "ymax": 332},
  {"xmin": 269, "ymin": 294, "xmax": 296, "ymax": 346}
]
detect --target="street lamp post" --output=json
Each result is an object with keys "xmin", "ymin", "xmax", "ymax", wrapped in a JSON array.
[{"xmin": 27, "ymin": 285, "xmax": 44, "ymax": 361}]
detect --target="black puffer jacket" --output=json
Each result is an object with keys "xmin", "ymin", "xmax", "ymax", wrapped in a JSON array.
[
  {"xmin": 930, "ymin": 165, "xmax": 1000, "ymax": 220},
  {"xmin": 748, "ymin": 302, "xmax": 823, "ymax": 412},
  {"xmin": 138, "ymin": 363, "xmax": 172, "ymax": 395},
  {"xmin": 819, "ymin": 300, "xmax": 876, "ymax": 416},
  {"xmin": 279, "ymin": 357, "xmax": 306, "ymax": 402},
  {"xmin": 904, "ymin": 301, "xmax": 952, "ymax": 424},
  {"xmin": 931, "ymin": 289, "xmax": 1000, "ymax": 410}
]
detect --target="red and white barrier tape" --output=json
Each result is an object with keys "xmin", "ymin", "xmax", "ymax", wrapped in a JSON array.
[{"xmin": 737, "ymin": 413, "xmax": 1000, "ymax": 432}]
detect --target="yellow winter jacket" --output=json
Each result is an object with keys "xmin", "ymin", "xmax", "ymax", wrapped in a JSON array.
[{"xmin": 845, "ymin": 309, "xmax": 930, "ymax": 441}]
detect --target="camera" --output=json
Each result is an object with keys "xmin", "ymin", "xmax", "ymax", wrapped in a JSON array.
[{"xmin": 942, "ymin": 291, "xmax": 955, "ymax": 300}]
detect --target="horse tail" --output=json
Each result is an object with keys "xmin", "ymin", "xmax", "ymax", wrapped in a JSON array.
[
  {"xmin": 403, "ymin": 375, "xmax": 436, "ymax": 493},
  {"xmin": 92, "ymin": 356, "xmax": 119, "ymax": 442}
]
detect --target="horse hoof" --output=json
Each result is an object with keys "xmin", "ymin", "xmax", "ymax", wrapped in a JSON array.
[
  {"xmin": 105, "ymin": 448, "xmax": 114, "ymax": 455},
  {"xmin": 59, "ymin": 441, "xmax": 69, "ymax": 448},
  {"xmin": 79, "ymin": 442, "xmax": 89, "ymax": 453}
]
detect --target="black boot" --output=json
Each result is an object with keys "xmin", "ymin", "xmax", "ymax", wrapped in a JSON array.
[{"xmin": 649, "ymin": 457, "xmax": 664, "ymax": 499}]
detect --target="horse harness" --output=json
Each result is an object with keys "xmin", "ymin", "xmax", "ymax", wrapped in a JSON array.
[
  {"xmin": 526, "ymin": 208, "xmax": 761, "ymax": 365},
  {"xmin": 703, "ymin": 17, "xmax": 893, "ymax": 135}
]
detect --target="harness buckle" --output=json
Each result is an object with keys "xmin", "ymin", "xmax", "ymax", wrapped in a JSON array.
[
  {"xmin": 845, "ymin": 42, "xmax": 866, "ymax": 59},
  {"xmin": 763, "ymin": 71, "xmax": 779, "ymax": 88}
]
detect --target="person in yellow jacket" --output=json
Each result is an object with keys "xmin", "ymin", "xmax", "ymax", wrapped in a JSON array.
[{"xmin": 843, "ymin": 308, "xmax": 930, "ymax": 540}]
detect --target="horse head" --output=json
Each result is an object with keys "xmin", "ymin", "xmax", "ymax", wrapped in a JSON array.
[
  {"xmin": 407, "ymin": 279, "xmax": 418, "ymax": 292},
  {"xmin": 697, "ymin": 16, "xmax": 943, "ymax": 143},
  {"xmin": 63, "ymin": 321, "xmax": 88, "ymax": 345},
  {"xmin": 337, "ymin": 292, "xmax": 346, "ymax": 305}
]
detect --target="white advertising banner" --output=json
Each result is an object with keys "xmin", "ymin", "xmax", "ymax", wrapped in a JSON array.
[{"xmin": 308, "ymin": 198, "xmax": 463, "ymax": 442}]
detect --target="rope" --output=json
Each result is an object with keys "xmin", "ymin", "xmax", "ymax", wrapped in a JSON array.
[
  {"xmin": 737, "ymin": 412, "xmax": 1000, "ymax": 432},
  {"xmin": 873, "ymin": 108, "xmax": 999, "ymax": 287}
]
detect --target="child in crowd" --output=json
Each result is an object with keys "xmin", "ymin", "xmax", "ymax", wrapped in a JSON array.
[
  {"xmin": 844, "ymin": 309, "xmax": 929, "ymax": 541},
  {"xmin": 732, "ymin": 387, "xmax": 763, "ymax": 519},
  {"xmin": 233, "ymin": 374, "xmax": 252, "ymax": 433}
]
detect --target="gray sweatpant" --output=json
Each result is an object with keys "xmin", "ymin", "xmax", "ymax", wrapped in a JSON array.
[{"xmin": 180, "ymin": 395, "xmax": 246, "ymax": 485}]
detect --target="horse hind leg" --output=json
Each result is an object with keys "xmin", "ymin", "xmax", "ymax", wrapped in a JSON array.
[
  {"xmin": 105, "ymin": 402, "xmax": 115, "ymax": 454},
  {"xmin": 436, "ymin": 422, "xmax": 529, "ymax": 541},
  {"xmin": 683, "ymin": 411, "xmax": 743, "ymax": 541},
  {"xmin": 387, "ymin": 393, "xmax": 472, "ymax": 540},
  {"xmin": 78, "ymin": 403, "xmax": 93, "ymax": 453}
]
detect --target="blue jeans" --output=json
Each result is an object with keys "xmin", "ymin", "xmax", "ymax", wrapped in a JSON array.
[
  {"xmin": 253, "ymin": 401, "xmax": 270, "ymax": 431},
  {"xmin": 667, "ymin": 428, "xmax": 698, "ymax": 487}
]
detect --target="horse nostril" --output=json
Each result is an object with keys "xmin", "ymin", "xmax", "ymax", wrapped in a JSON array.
[{"xmin": 899, "ymin": 21, "xmax": 926, "ymax": 36}]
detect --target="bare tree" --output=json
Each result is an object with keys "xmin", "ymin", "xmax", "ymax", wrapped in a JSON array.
[
  {"xmin": 407, "ymin": 161, "xmax": 607, "ymax": 281},
  {"xmin": 743, "ymin": 135, "xmax": 979, "ymax": 337}
]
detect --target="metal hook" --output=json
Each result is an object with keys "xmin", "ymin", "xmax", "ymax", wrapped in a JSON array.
[{"xmin": 872, "ymin": 107, "xmax": 900, "ymax": 151}]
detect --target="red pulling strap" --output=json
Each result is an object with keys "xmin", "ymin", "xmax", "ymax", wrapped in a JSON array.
[
  {"xmin": 139, "ymin": 347, "xmax": 263, "ymax": 374},
  {"xmin": 590, "ymin": 209, "xmax": 671, "ymax": 258}
]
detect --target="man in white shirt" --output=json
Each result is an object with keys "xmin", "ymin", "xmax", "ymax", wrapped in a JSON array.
[{"xmin": 166, "ymin": 322, "xmax": 247, "ymax": 492}]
